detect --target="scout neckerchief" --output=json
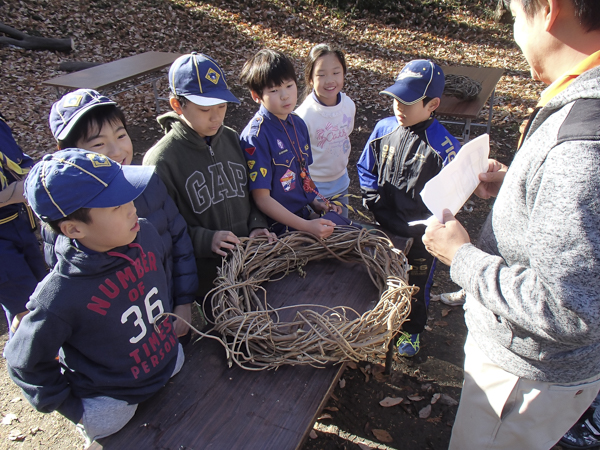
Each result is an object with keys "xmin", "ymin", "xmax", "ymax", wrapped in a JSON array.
[
  {"xmin": 518, "ymin": 49, "xmax": 600, "ymax": 149},
  {"xmin": 278, "ymin": 114, "xmax": 332, "ymax": 209}
]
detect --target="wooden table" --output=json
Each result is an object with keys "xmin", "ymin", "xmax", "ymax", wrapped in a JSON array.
[
  {"xmin": 438, "ymin": 65, "xmax": 504, "ymax": 143},
  {"xmin": 88, "ymin": 233, "xmax": 411, "ymax": 450},
  {"xmin": 42, "ymin": 51, "xmax": 181, "ymax": 113}
]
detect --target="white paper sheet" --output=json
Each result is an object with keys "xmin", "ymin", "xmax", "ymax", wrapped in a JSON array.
[{"xmin": 419, "ymin": 133, "xmax": 490, "ymax": 223}]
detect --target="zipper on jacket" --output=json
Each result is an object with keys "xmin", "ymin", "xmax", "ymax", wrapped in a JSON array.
[{"xmin": 207, "ymin": 143, "xmax": 233, "ymax": 229}]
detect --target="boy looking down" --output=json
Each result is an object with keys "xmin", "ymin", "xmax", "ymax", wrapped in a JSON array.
[
  {"xmin": 144, "ymin": 52, "xmax": 273, "ymax": 299},
  {"xmin": 239, "ymin": 48, "xmax": 347, "ymax": 238}
]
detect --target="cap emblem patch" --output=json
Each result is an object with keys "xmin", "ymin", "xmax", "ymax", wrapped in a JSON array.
[
  {"xmin": 86, "ymin": 153, "xmax": 112, "ymax": 168},
  {"xmin": 63, "ymin": 94, "xmax": 83, "ymax": 108},
  {"xmin": 205, "ymin": 68, "xmax": 220, "ymax": 85}
]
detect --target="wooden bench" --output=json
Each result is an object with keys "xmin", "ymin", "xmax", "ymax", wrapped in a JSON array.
[
  {"xmin": 42, "ymin": 51, "xmax": 181, "ymax": 113},
  {"xmin": 88, "ymin": 233, "xmax": 411, "ymax": 450},
  {"xmin": 438, "ymin": 65, "xmax": 505, "ymax": 143}
]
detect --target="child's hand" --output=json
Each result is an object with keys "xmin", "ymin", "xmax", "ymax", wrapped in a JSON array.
[
  {"xmin": 249, "ymin": 228, "xmax": 277, "ymax": 243},
  {"xmin": 173, "ymin": 303, "xmax": 192, "ymax": 337},
  {"xmin": 304, "ymin": 218, "xmax": 336, "ymax": 239},
  {"xmin": 311, "ymin": 198, "xmax": 342, "ymax": 215},
  {"xmin": 211, "ymin": 231, "xmax": 240, "ymax": 257}
]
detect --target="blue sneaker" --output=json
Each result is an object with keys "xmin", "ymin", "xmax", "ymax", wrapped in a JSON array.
[{"xmin": 396, "ymin": 331, "xmax": 420, "ymax": 357}]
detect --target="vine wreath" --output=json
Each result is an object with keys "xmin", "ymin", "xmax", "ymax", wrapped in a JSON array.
[{"xmin": 186, "ymin": 227, "xmax": 416, "ymax": 371}]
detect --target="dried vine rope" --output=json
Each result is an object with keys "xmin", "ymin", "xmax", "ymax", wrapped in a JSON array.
[
  {"xmin": 444, "ymin": 74, "xmax": 482, "ymax": 100},
  {"xmin": 196, "ymin": 227, "xmax": 415, "ymax": 370}
]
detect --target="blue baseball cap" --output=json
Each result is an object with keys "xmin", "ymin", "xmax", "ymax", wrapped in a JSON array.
[
  {"xmin": 24, "ymin": 149, "xmax": 154, "ymax": 222},
  {"xmin": 381, "ymin": 60, "xmax": 445, "ymax": 105},
  {"xmin": 169, "ymin": 52, "xmax": 240, "ymax": 106},
  {"xmin": 49, "ymin": 89, "xmax": 116, "ymax": 141}
]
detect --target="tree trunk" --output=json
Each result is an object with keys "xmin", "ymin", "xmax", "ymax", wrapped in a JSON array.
[{"xmin": 0, "ymin": 23, "xmax": 73, "ymax": 52}]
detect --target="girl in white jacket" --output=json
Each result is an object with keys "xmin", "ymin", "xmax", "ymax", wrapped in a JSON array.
[{"xmin": 295, "ymin": 44, "xmax": 355, "ymax": 217}]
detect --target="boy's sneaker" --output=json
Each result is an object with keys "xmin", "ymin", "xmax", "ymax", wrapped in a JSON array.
[
  {"xmin": 440, "ymin": 289, "xmax": 466, "ymax": 306},
  {"xmin": 396, "ymin": 331, "xmax": 420, "ymax": 357},
  {"xmin": 560, "ymin": 419, "xmax": 600, "ymax": 449}
]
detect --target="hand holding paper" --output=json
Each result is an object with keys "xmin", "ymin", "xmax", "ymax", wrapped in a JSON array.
[{"xmin": 420, "ymin": 134, "xmax": 490, "ymax": 222}]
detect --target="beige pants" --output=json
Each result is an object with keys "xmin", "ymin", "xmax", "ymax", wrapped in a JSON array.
[{"xmin": 450, "ymin": 335, "xmax": 600, "ymax": 450}]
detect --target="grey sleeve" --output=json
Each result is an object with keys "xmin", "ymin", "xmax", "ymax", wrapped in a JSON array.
[{"xmin": 451, "ymin": 140, "xmax": 600, "ymax": 342}]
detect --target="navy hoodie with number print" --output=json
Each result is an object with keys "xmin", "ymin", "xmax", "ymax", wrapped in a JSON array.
[{"xmin": 5, "ymin": 219, "xmax": 180, "ymax": 424}]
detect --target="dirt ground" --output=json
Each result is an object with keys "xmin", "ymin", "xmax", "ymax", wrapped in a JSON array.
[{"xmin": 0, "ymin": 0, "xmax": 574, "ymax": 448}]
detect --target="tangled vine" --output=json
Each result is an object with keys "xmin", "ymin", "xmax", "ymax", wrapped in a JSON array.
[
  {"xmin": 444, "ymin": 74, "xmax": 482, "ymax": 100},
  {"xmin": 194, "ymin": 227, "xmax": 415, "ymax": 370}
]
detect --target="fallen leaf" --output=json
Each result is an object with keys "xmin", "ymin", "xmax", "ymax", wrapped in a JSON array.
[
  {"xmin": 431, "ymin": 393, "xmax": 441, "ymax": 404},
  {"xmin": 427, "ymin": 416, "xmax": 442, "ymax": 423},
  {"xmin": 29, "ymin": 426, "xmax": 41, "ymax": 435},
  {"xmin": 309, "ymin": 430, "xmax": 318, "ymax": 439},
  {"xmin": 435, "ymin": 320, "xmax": 449, "ymax": 327},
  {"xmin": 419, "ymin": 404, "xmax": 432, "ymax": 419},
  {"xmin": 407, "ymin": 395, "xmax": 424, "ymax": 402},
  {"xmin": 8, "ymin": 429, "xmax": 25, "ymax": 441},
  {"xmin": 441, "ymin": 308, "xmax": 451, "ymax": 317},
  {"xmin": 2, "ymin": 414, "xmax": 18, "ymax": 425},
  {"xmin": 339, "ymin": 378, "xmax": 346, "ymax": 389},
  {"xmin": 358, "ymin": 444, "xmax": 373, "ymax": 450},
  {"xmin": 421, "ymin": 383, "xmax": 432, "ymax": 392},
  {"xmin": 424, "ymin": 325, "xmax": 433, "ymax": 332},
  {"xmin": 439, "ymin": 394, "xmax": 459, "ymax": 406},
  {"xmin": 10, "ymin": 398, "xmax": 21, "ymax": 403},
  {"xmin": 379, "ymin": 397, "xmax": 403, "ymax": 407},
  {"xmin": 373, "ymin": 370, "xmax": 387, "ymax": 382},
  {"xmin": 324, "ymin": 406, "xmax": 339, "ymax": 412},
  {"xmin": 347, "ymin": 361, "xmax": 358, "ymax": 370},
  {"xmin": 371, "ymin": 364, "xmax": 385, "ymax": 375},
  {"xmin": 372, "ymin": 428, "xmax": 393, "ymax": 443},
  {"xmin": 364, "ymin": 421, "xmax": 372, "ymax": 435},
  {"xmin": 318, "ymin": 413, "xmax": 333, "ymax": 420}
]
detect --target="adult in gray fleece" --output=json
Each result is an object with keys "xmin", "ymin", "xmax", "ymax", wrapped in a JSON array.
[{"xmin": 423, "ymin": 0, "xmax": 600, "ymax": 448}]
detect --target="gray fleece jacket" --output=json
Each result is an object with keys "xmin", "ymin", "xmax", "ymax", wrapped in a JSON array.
[{"xmin": 451, "ymin": 65, "xmax": 600, "ymax": 383}]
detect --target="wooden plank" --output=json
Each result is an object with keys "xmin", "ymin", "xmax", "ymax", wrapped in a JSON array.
[
  {"xmin": 88, "ymin": 240, "xmax": 410, "ymax": 450},
  {"xmin": 438, "ymin": 66, "xmax": 504, "ymax": 119},
  {"xmin": 42, "ymin": 51, "xmax": 181, "ymax": 91}
]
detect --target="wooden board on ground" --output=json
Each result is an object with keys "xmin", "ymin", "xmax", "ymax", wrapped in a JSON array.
[{"xmin": 89, "ymin": 233, "xmax": 411, "ymax": 450}]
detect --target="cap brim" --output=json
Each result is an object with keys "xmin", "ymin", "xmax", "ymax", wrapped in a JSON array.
[
  {"xmin": 84, "ymin": 165, "xmax": 155, "ymax": 209},
  {"xmin": 184, "ymin": 90, "xmax": 240, "ymax": 106},
  {"xmin": 55, "ymin": 100, "xmax": 117, "ymax": 141},
  {"xmin": 380, "ymin": 86, "xmax": 423, "ymax": 105}
]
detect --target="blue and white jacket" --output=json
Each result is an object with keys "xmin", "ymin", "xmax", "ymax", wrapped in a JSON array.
[{"xmin": 357, "ymin": 116, "xmax": 460, "ymax": 237}]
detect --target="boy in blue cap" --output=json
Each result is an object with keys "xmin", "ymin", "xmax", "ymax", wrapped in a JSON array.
[
  {"xmin": 239, "ymin": 48, "xmax": 346, "ymax": 238},
  {"xmin": 144, "ymin": 53, "xmax": 273, "ymax": 302},
  {"xmin": 5, "ymin": 150, "xmax": 184, "ymax": 445},
  {"xmin": 357, "ymin": 59, "xmax": 461, "ymax": 357},
  {"xmin": 41, "ymin": 89, "xmax": 198, "ymax": 340},
  {"xmin": 0, "ymin": 113, "xmax": 46, "ymax": 336}
]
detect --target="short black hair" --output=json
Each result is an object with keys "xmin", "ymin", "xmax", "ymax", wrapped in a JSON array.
[
  {"xmin": 239, "ymin": 49, "xmax": 297, "ymax": 98},
  {"xmin": 57, "ymin": 105, "xmax": 127, "ymax": 149},
  {"xmin": 423, "ymin": 96, "xmax": 435, "ymax": 107},
  {"xmin": 504, "ymin": 0, "xmax": 600, "ymax": 32},
  {"xmin": 45, "ymin": 207, "xmax": 92, "ymax": 235}
]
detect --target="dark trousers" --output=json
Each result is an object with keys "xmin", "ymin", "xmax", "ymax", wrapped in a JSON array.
[
  {"xmin": 401, "ymin": 236, "xmax": 436, "ymax": 335},
  {"xmin": 0, "ymin": 206, "xmax": 47, "ymax": 332}
]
